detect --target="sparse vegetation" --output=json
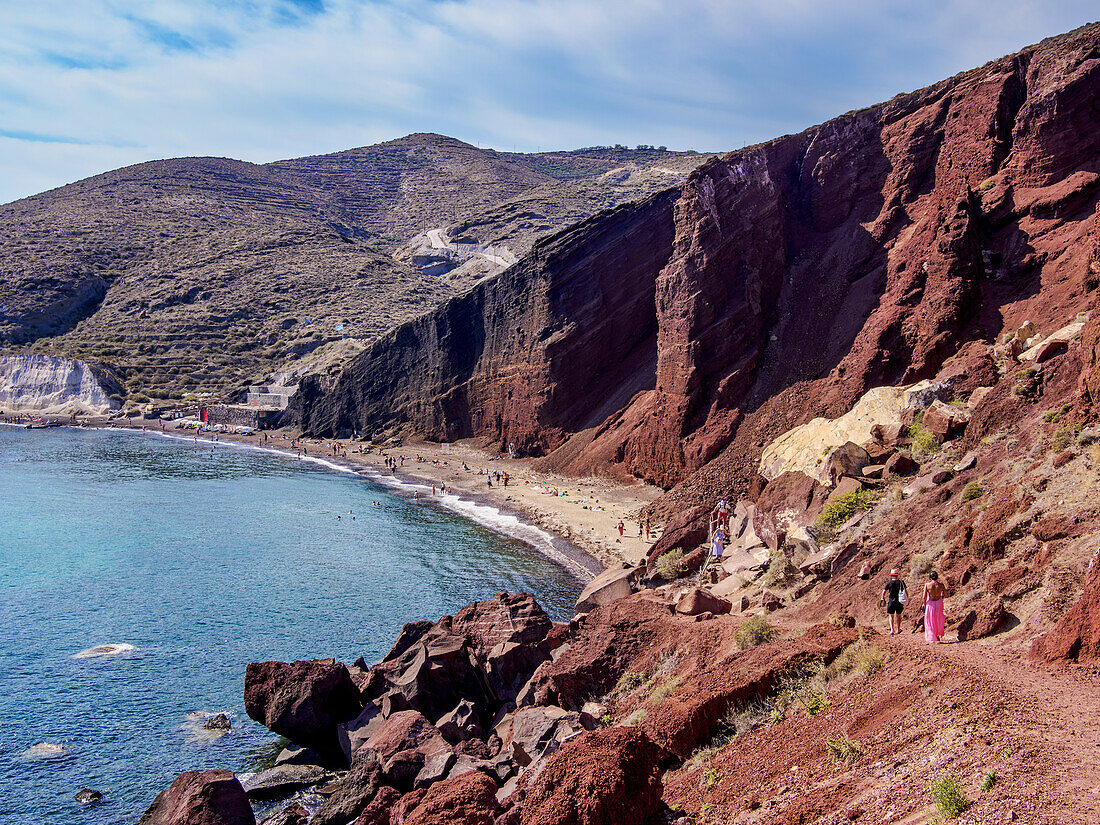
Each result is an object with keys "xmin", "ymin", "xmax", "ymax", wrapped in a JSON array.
[
  {"xmin": 962, "ymin": 482, "xmax": 984, "ymax": 502},
  {"xmin": 1050, "ymin": 426, "xmax": 1073, "ymax": 452},
  {"xmin": 815, "ymin": 487, "xmax": 880, "ymax": 537},
  {"xmin": 930, "ymin": 776, "xmax": 969, "ymax": 819},
  {"xmin": 980, "ymin": 770, "xmax": 997, "ymax": 792},
  {"xmin": 613, "ymin": 668, "xmax": 651, "ymax": 697},
  {"xmin": 649, "ymin": 675, "xmax": 682, "ymax": 706},
  {"xmin": 701, "ymin": 766, "xmax": 721, "ymax": 790},
  {"xmin": 765, "ymin": 550, "xmax": 797, "ymax": 585},
  {"xmin": 910, "ymin": 551, "xmax": 935, "ymax": 577},
  {"xmin": 654, "ymin": 547, "xmax": 687, "ymax": 580},
  {"xmin": 736, "ymin": 616, "xmax": 776, "ymax": 650},
  {"xmin": 911, "ymin": 427, "xmax": 941, "ymax": 456},
  {"xmin": 825, "ymin": 734, "xmax": 862, "ymax": 764}
]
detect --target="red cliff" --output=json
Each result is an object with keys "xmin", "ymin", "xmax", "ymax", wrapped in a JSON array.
[{"xmin": 293, "ymin": 23, "xmax": 1100, "ymax": 506}]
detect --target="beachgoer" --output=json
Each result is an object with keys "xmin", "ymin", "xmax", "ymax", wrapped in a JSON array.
[
  {"xmin": 923, "ymin": 571, "xmax": 948, "ymax": 643},
  {"xmin": 882, "ymin": 569, "xmax": 908, "ymax": 635},
  {"xmin": 712, "ymin": 526, "xmax": 727, "ymax": 559},
  {"xmin": 617, "ymin": 520, "xmax": 625, "ymax": 536}
]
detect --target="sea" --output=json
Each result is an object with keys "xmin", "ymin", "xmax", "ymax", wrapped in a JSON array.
[{"xmin": 0, "ymin": 425, "xmax": 590, "ymax": 825}]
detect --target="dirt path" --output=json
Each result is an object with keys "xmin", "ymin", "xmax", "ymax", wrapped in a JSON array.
[{"xmin": 882, "ymin": 630, "xmax": 1100, "ymax": 821}]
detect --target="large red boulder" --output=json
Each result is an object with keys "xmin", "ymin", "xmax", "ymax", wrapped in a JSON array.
[
  {"xmin": 402, "ymin": 770, "xmax": 500, "ymax": 825},
  {"xmin": 517, "ymin": 727, "xmax": 664, "ymax": 825},
  {"xmin": 956, "ymin": 595, "xmax": 1006, "ymax": 641},
  {"xmin": 646, "ymin": 504, "xmax": 710, "ymax": 565},
  {"xmin": 138, "ymin": 770, "xmax": 254, "ymax": 825},
  {"xmin": 674, "ymin": 588, "xmax": 732, "ymax": 616},
  {"xmin": 244, "ymin": 660, "xmax": 362, "ymax": 764},
  {"xmin": 1033, "ymin": 550, "xmax": 1100, "ymax": 662}
]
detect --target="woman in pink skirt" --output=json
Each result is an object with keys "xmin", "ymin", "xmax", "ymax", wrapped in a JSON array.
[{"xmin": 922, "ymin": 571, "xmax": 948, "ymax": 643}]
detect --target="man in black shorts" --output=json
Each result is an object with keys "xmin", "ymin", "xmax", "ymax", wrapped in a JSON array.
[{"xmin": 882, "ymin": 569, "xmax": 907, "ymax": 635}]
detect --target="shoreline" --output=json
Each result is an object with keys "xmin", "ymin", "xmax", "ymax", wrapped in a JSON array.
[{"xmin": 2, "ymin": 415, "xmax": 665, "ymax": 576}]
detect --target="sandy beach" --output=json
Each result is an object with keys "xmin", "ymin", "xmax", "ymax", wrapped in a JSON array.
[
  {"xmin": 242, "ymin": 431, "xmax": 665, "ymax": 569},
  {"xmin": 4, "ymin": 414, "xmax": 664, "ymax": 571}
]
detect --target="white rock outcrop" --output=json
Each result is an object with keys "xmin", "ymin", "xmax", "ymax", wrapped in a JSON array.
[
  {"xmin": 759, "ymin": 380, "xmax": 947, "ymax": 482},
  {"xmin": 0, "ymin": 355, "xmax": 119, "ymax": 415}
]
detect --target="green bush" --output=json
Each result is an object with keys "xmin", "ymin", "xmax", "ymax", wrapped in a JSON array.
[
  {"xmin": 962, "ymin": 482, "xmax": 983, "ymax": 502},
  {"xmin": 654, "ymin": 548, "xmax": 687, "ymax": 580},
  {"xmin": 736, "ymin": 616, "xmax": 776, "ymax": 650},
  {"xmin": 979, "ymin": 770, "xmax": 997, "ymax": 792},
  {"xmin": 930, "ymin": 776, "xmax": 969, "ymax": 819},
  {"xmin": 1051, "ymin": 427, "xmax": 1073, "ymax": 452},
  {"xmin": 816, "ymin": 488, "xmax": 879, "ymax": 534},
  {"xmin": 825, "ymin": 734, "xmax": 862, "ymax": 764},
  {"xmin": 912, "ymin": 427, "xmax": 941, "ymax": 456}
]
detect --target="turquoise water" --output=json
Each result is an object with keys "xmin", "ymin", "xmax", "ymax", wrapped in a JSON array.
[{"xmin": 0, "ymin": 426, "xmax": 585, "ymax": 824}]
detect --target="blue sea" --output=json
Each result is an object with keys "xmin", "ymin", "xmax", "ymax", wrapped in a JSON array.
[{"xmin": 0, "ymin": 426, "xmax": 588, "ymax": 824}]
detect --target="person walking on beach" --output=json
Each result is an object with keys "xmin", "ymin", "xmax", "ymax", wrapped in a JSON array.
[
  {"xmin": 882, "ymin": 569, "xmax": 908, "ymax": 635},
  {"xmin": 617, "ymin": 520, "xmax": 625, "ymax": 536},
  {"xmin": 923, "ymin": 571, "xmax": 948, "ymax": 643}
]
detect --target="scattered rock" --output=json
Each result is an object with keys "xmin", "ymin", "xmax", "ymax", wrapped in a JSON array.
[
  {"xmin": 861, "ymin": 464, "xmax": 886, "ymax": 479},
  {"xmin": 203, "ymin": 714, "xmax": 232, "ymax": 732},
  {"xmin": 885, "ymin": 452, "xmax": 919, "ymax": 476},
  {"xmin": 138, "ymin": 770, "xmax": 255, "ymax": 825},
  {"xmin": 75, "ymin": 788, "xmax": 103, "ymax": 805},
  {"xmin": 517, "ymin": 727, "xmax": 664, "ymax": 825},
  {"xmin": 576, "ymin": 565, "xmax": 641, "ymax": 612},
  {"xmin": 242, "ymin": 764, "xmax": 326, "ymax": 799},
  {"xmin": 259, "ymin": 803, "xmax": 309, "ymax": 825},
  {"xmin": 825, "ymin": 442, "xmax": 873, "ymax": 485},
  {"xmin": 956, "ymin": 596, "xmax": 1007, "ymax": 641},
  {"xmin": 922, "ymin": 400, "xmax": 970, "ymax": 440},
  {"xmin": 931, "ymin": 469, "xmax": 953, "ymax": 485},
  {"xmin": 675, "ymin": 588, "xmax": 732, "ymax": 616},
  {"xmin": 953, "ymin": 452, "xmax": 977, "ymax": 472},
  {"xmin": 403, "ymin": 770, "xmax": 500, "ymax": 825}
]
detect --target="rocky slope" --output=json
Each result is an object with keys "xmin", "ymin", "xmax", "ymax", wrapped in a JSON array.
[
  {"xmin": 0, "ymin": 136, "xmax": 701, "ymax": 404},
  {"xmin": 293, "ymin": 23, "xmax": 1100, "ymax": 508}
]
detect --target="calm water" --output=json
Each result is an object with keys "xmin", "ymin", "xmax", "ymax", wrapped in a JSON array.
[{"xmin": 0, "ymin": 426, "xmax": 585, "ymax": 825}]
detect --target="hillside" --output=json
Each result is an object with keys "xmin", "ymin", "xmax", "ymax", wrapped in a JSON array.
[{"xmin": 0, "ymin": 136, "xmax": 702, "ymax": 403}]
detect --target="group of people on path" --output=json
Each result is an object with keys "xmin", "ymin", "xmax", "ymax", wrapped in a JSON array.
[{"xmin": 882, "ymin": 567, "xmax": 948, "ymax": 643}]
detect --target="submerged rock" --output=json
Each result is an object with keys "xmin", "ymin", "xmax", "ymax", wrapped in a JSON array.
[{"xmin": 75, "ymin": 788, "xmax": 103, "ymax": 805}]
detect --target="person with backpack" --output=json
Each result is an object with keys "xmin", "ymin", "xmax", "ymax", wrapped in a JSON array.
[{"xmin": 882, "ymin": 569, "xmax": 908, "ymax": 635}]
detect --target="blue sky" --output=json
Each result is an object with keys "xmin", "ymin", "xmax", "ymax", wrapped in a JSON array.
[{"xmin": 0, "ymin": 0, "xmax": 1095, "ymax": 204}]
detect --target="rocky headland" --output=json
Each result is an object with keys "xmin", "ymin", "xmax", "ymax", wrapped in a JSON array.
[{"xmin": 89, "ymin": 20, "xmax": 1100, "ymax": 825}]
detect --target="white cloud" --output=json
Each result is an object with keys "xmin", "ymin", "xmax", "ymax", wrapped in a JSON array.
[{"xmin": 0, "ymin": 0, "xmax": 1096, "ymax": 203}]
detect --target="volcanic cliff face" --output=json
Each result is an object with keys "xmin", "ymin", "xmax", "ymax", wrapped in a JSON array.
[
  {"xmin": 297, "ymin": 24, "xmax": 1100, "ymax": 505},
  {"xmin": 292, "ymin": 189, "xmax": 679, "ymax": 454}
]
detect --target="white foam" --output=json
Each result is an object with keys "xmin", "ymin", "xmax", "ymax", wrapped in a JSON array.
[{"xmin": 73, "ymin": 643, "xmax": 136, "ymax": 659}]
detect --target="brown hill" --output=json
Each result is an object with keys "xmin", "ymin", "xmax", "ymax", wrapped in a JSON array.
[{"xmin": 0, "ymin": 136, "xmax": 702, "ymax": 402}]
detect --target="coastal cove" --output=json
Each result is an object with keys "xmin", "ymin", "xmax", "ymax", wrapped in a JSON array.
[{"xmin": 0, "ymin": 425, "xmax": 589, "ymax": 825}]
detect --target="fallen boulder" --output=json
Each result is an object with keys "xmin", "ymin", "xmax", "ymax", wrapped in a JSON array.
[
  {"xmin": 956, "ymin": 596, "xmax": 1006, "ymax": 641},
  {"xmin": 259, "ymin": 803, "xmax": 309, "ymax": 825},
  {"xmin": 309, "ymin": 760, "xmax": 384, "ymax": 825},
  {"xmin": 244, "ymin": 660, "xmax": 362, "ymax": 764},
  {"xmin": 517, "ymin": 727, "xmax": 664, "ymax": 825},
  {"xmin": 922, "ymin": 400, "xmax": 970, "ymax": 440},
  {"xmin": 242, "ymin": 764, "xmax": 326, "ymax": 799},
  {"xmin": 575, "ymin": 564, "xmax": 641, "ymax": 614},
  {"xmin": 675, "ymin": 588, "xmax": 732, "ymax": 616},
  {"xmin": 403, "ymin": 770, "xmax": 500, "ymax": 825},
  {"xmin": 138, "ymin": 770, "xmax": 255, "ymax": 825}
]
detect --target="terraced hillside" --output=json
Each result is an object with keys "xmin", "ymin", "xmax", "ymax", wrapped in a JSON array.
[{"xmin": 0, "ymin": 135, "xmax": 703, "ymax": 403}]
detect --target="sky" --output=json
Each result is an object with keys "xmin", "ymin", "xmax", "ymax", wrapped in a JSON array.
[{"xmin": 0, "ymin": 0, "xmax": 1096, "ymax": 204}]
